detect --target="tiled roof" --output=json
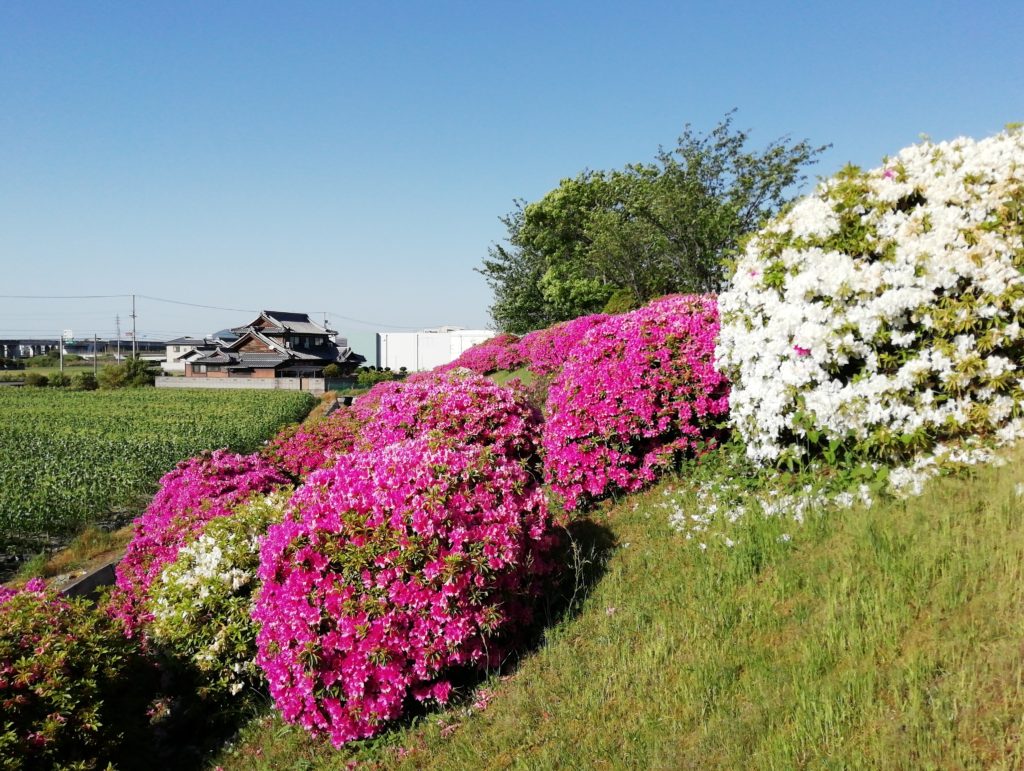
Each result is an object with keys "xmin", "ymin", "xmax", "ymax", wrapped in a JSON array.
[
  {"xmin": 231, "ymin": 310, "xmax": 336, "ymax": 337},
  {"xmin": 166, "ymin": 337, "xmax": 207, "ymax": 346},
  {"xmin": 188, "ymin": 331, "xmax": 366, "ymax": 369},
  {"xmin": 190, "ymin": 350, "xmax": 234, "ymax": 365}
]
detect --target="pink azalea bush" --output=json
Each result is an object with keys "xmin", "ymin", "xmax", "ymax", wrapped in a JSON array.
[
  {"xmin": 108, "ymin": 449, "xmax": 289, "ymax": 638},
  {"xmin": 262, "ymin": 408, "xmax": 365, "ymax": 479},
  {"xmin": 436, "ymin": 333, "xmax": 525, "ymax": 375},
  {"xmin": 0, "ymin": 579, "xmax": 140, "ymax": 767},
  {"xmin": 543, "ymin": 294, "xmax": 730, "ymax": 510},
  {"xmin": 516, "ymin": 313, "xmax": 610, "ymax": 376},
  {"xmin": 353, "ymin": 370, "xmax": 541, "ymax": 464},
  {"xmin": 252, "ymin": 438, "xmax": 556, "ymax": 746}
]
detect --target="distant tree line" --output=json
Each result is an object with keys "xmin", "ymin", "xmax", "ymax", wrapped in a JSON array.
[
  {"xmin": 9, "ymin": 358, "xmax": 157, "ymax": 390},
  {"xmin": 478, "ymin": 112, "xmax": 829, "ymax": 333}
]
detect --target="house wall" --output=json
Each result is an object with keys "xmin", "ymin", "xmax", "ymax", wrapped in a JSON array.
[{"xmin": 162, "ymin": 344, "xmax": 197, "ymax": 373}]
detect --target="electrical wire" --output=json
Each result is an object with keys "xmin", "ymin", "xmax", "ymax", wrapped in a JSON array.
[
  {"xmin": 136, "ymin": 295, "xmax": 259, "ymax": 314},
  {"xmin": 322, "ymin": 311, "xmax": 424, "ymax": 331},
  {"xmin": 0, "ymin": 294, "xmax": 130, "ymax": 299},
  {"xmin": 0, "ymin": 293, "xmax": 455, "ymax": 335}
]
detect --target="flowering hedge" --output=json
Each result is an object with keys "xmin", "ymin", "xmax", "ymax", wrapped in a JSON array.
[
  {"xmin": 716, "ymin": 129, "xmax": 1024, "ymax": 466},
  {"xmin": 354, "ymin": 370, "xmax": 541, "ymax": 464},
  {"xmin": 262, "ymin": 409, "xmax": 365, "ymax": 479},
  {"xmin": 148, "ymin": 490, "xmax": 292, "ymax": 702},
  {"xmin": 252, "ymin": 438, "xmax": 555, "ymax": 746},
  {"xmin": 543, "ymin": 294, "xmax": 730, "ymax": 510},
  {"xmin": 0, "ymin": 580, "xmax": 139, "ymax": 767},
  {"xmin": 436, "ymin": 333, "xmax": 525, "ymax": 375},
  {"xmin": 108, "ymin": 450, "xmax": 289, "ymax": 638},
  {"xmin": 516, "ymin": 313, "xmax": 610, "ymax": 376}
]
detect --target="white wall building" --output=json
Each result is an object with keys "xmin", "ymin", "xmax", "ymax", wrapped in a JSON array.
[{"xmin": 376, "ymin": 327, "xmax": 494, "ymax": 372}]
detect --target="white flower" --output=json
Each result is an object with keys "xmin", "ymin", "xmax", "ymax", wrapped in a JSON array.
[{"xmin": 717, "ymin": 128, "xmax": 1024, "ymax": 466}]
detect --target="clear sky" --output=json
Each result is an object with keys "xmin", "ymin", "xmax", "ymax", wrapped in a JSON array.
[{"xmin": 1, "ymin": 1, "xmax": 1021, "ymax": 358}]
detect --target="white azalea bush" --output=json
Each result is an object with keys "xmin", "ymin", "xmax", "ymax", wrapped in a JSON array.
[
  {"xmin": 717, "ymin": 128, "xmax": 1024, "ymax": 472},
  {"xmin": 147, "ymin": 489, "xmax": 292, "ymax": 702}
]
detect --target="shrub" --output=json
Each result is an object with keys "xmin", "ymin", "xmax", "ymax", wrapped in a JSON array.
[
  {"xmin": 716, "ymin": 129, "xmax": 1024, "ymax": 466},
  {"xmin": 262, "ymin": 408, "xmax": 365, "ymax": 479},
  {"xmin": 0, "ymin": 580, "xmax": 141, "ymax": 768},
  {"xmin": 26, "ymin": 354, "xmax": 58, "ymax": 368},
  {"xmin": 543, "ymin": 294, "xmax": 730, "ymax": 510},
  {"xmin": 253, "ymin": 438, "xmax": 556, "ymax": 746},
  {"xmin": 148, "ymin": 490, "xmax": 292, "ymax": 703},
  {"xmin": 516, "ymin": 313, "xmax": 610, "ymax": 376},
  {"xmin": 437, "ymin": 333, "xmax": 525, "ymax": 375},
  {"xmin": 354, "ymin": 370, "xmax": 541, "ymax": 464},
  {"xmin": 72, "ymin": 371, "xmax": 99, "ymax": 391},
  {"xmin": 98, "ymin": 358, "xmax": 156, "ymax": 389},
  {"xmin": 23, "ymin": 372, "xmax": 48, "ymax": 388},
  {"xmin": 108, "ymin": 450, "xmax": 289, "ymax": 638},
  {"xmin": 48, "ymin": 372, "xmax": 70, "ymax": 388},
  {"xmin": 355, "ymin": 367, "xmax": 403, "ymax": 388}
]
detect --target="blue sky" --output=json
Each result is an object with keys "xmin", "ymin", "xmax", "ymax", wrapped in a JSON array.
[{"xmin": 1, "ymin": 1, "xmax": 1021, "ymax": 357}]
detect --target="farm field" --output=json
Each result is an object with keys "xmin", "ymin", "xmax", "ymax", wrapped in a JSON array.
[{"xmin": 0, "ymin": 388, "xmax": 314, "ymax": 546}]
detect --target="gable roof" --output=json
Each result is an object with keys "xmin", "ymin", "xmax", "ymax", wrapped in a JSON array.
[
  {"xmin": 224, "ymin": 329, "xmax": 291, "ymax": 355},
  {"xmin": 231, "ymin": 310, "xmax": 336, "ymax": 337}
]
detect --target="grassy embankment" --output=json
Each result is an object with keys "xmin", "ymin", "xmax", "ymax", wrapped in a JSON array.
[{"xmin": 218, "ymin": 443, "xmax": 1024, "ymax": 769}]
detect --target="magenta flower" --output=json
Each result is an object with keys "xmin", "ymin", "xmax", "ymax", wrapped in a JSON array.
[
  {"xmin": 542, "ymin": 295, "xmax": 730, "ymax": 511},
  {"xmin": 516, "ymin": 314, "xmax": 610, "ymax": 376},
  {"xmin": 434, "ymin": 333, "xmax": 525, "ymax": 375},
  {"xmin": 107, "ymin": 449, "xmax": 288, "ymax": 638},
  {"xmin": 252, "ymin": 438, "xmax": 556, "ymax": 746},
  {"xmin": 793, "ymin": 345, "xmax": 811, "ymax": 357}
]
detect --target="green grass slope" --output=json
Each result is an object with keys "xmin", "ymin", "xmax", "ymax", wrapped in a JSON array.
[{"xmin": 218, "ymin": 447, "xmax": 1024, "ymax": 770}]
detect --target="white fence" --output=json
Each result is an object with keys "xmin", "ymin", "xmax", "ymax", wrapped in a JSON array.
[{"xmin": 155, "ymin": 376, "xmax": 327, "ymax": 395}]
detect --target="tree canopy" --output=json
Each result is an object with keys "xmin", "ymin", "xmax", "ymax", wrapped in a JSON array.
[{"xmin": 479, "ymin": 113, "xmax": 829, "ymax": 333}]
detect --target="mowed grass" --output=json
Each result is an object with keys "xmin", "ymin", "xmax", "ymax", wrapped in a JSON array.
[{"xmin": 217, "ymin": 447, "xmax": 1024, "ymax": 770}]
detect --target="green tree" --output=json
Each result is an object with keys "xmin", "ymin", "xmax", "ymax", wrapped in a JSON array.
[
  {"xmin": 478, "ymin": 112, "xmax": 829, "ymax": 332},
  {"xmin": 98, "ymin": 358, "xmax": 156, "ymax": 389}
]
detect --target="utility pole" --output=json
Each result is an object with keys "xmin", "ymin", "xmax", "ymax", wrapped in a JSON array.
[
  {"xmin": 59, "ymin": 330, "xmax": 64, "ymax": 373},
  {"xmin": 93, "ymin": 334, "xmax": 98, "ymax": 376},
  {"xmin": 116, "ymin": 314, "xmax": 121, "ymax": 362},
  {"xmin": 131, "ymin": 294, "xmax": 137, "ymax": 359}
]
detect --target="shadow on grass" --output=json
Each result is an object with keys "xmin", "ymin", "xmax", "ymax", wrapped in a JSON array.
[
  {"xmin": 107, "ymin": 655, "xmax": 277, "ymax": 771},
  {"xmin": 322, "ymin": 516, "xmax": 620, "ymax": 758}
]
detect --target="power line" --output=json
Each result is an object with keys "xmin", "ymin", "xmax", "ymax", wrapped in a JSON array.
[
  {"xmin": 323, "ymin": 311, "xmax": 424, "ymax": 331},
  {"xmin": 0, "ymin": 293, "xmax": 447, "ymax": 332},
  {"xmin": 0, "ymin": 294, "xmax": 130, "ymax": 299},
  {"xmin": 136, "ymin": 295, "xmax": 259, "ymax": 314}
]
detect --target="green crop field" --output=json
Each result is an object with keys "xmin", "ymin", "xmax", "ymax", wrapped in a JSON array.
[{"xmin": 0, "ymin": 388, "xmax": 314, "ymax": 542}]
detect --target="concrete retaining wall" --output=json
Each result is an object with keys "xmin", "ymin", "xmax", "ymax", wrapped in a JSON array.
[{"xmin": 156, "ymin": 376, "xmax": 326, "ymax": 395}]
